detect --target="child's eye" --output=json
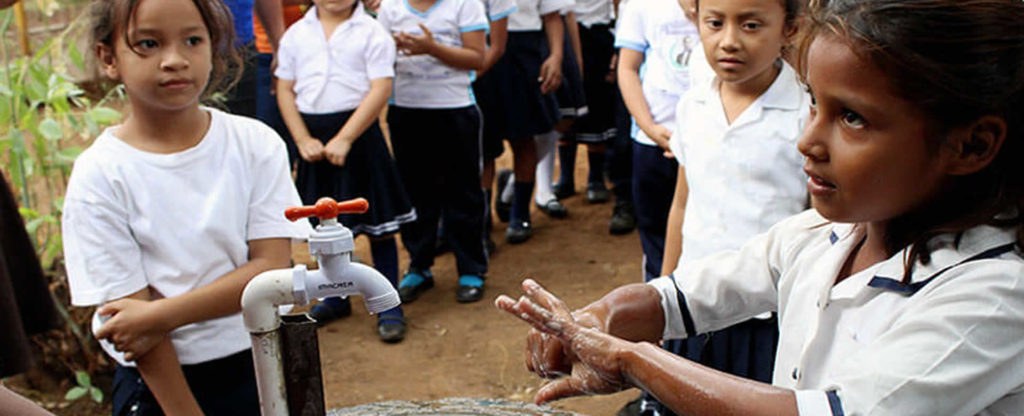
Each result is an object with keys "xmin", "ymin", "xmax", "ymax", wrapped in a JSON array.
[
  {"xmin": 705, "ymin": 19, "xmax": 723, "ymax": 29},
  {"xmin": 742, "ymin": 21, "xmax": 761, "ymax": 30},
  {"xmin": 136, "ymin": 39, "xmax": 158, "ymax": 50},
  {"xmin": 840, "ymin": 109, "xmax": 865, "ymax": 128},
  {"xmin": 186, "ymin": 36, "xmax": 204, "ymax": 46}
]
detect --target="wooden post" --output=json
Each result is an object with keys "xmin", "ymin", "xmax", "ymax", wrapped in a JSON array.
[{"xmin": 14, "ymin": 0, "xmax": 29, "ymax": 56}]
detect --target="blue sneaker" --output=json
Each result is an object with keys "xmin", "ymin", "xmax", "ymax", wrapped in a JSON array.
[
  {"xmin": 398, "ymin": 269, "xmax": 434, "ymax": 303},
  {"xmin": 308, "ymin": 297, "xmax": 352, "ymax": 326},
  {"xmin": 456, "ymin": 274, "xmax": 485, "ymax": 303}
]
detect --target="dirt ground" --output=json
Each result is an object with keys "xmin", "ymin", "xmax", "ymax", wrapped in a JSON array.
[{"xmin": 313, "ymin": 148, "xmax": 645, "ymax": 415}]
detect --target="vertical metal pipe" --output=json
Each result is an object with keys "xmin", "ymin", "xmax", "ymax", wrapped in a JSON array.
[{"xmin": 280, "ymin": 314, "xmax": 326, "ymax": 416}]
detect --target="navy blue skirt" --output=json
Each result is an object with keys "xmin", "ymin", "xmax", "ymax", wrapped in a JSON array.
[
  {"xmin": 293, "ymin": 111, "xmax": 416, "ymax": 237},
  {"xmin": 556, "ymin": 19, "xmax": 587, "ymax": 119},
  {"xmin": 482, "ymin": 31, "xmax": 561, "ymax": 141}
]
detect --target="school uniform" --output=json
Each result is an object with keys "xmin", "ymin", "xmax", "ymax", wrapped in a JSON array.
[
  {"xmin": 377, "ymin": 0, "xmax": 490, "ymax": 276},
  {"xmin": 62, "ymin": 108, "xmax": 311, "ymax": 415},
  {"xmin": 486, "ymin": 0, "xmax": 574, "ymax": 141},
  {"xmin": 570, "ymin": 0, "xmax": 616, "ymax": 142},
  {"xmin": 614, "ymin": 0, "xmax": 702, "ymax": 281},
  {"xmin": 276, "ymin": 5, "xmax": 416, "ymax": 237},
  {"xmin": 651, "ymin": 209, "xmax": 1024, "ymax": 416},
  {"xmin": 472, "ymin": 0, "xmax": 518, "ymax": 160},
  {"xmin": 555, "ymin": 11, "xmax": 588, "ymax": 118}
]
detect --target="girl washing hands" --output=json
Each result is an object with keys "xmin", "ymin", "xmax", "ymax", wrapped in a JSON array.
[{"xmin": 497, "ymin": 0, "xmax": 1024, "ymax": 414}]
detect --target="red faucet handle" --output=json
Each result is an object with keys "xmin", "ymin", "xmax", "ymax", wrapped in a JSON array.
[{"xmin": 285, "ymin": 197, "xmax": 369, "ymax": 221}]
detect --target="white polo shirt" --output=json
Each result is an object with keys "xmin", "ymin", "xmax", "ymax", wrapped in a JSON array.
[
  {"xmin": 650, "ymin": 209, "xmax": 1024, "ymax": 415},
  {"xmin": 63, "ymin": 108, "xmax": 311, "ymax": 366},
  {"xmin": 378, "ymin": 0, "xmax": 488, "ymax": 108},
  {"xmin": 574, "ymin": 0, "xmax": 613, "ymax": 28},
  {"xmin": 669, "ymin": 62, "xmax": 809, "ymax": 267},
  {"xmin": 480, "ymin": 0, "xmax": 517, "ymax": 21},
  {"xmin": 508, "ymin": 0, "xmax": 573, "ymax": 31},
  {"xmin": 614, "ymin": 0, "xmax": 702, "ymax": 146},
  {"xmin": 275, "ymin": 5, "xmax": 396, "ymax": 114}
]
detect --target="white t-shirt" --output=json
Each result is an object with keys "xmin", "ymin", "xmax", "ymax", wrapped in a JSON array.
[
  {"xmin": 650, "ymin": 209, "xmax": 1024, "ymax": 416},
  {"xmin": 378, "ymin": 0, "xmax": 488, "ymax": 108},
  {"xmin": 63, "ymin": 108, "xmax": 311, "ymax": 366},
  {"xmin": 574, "ymin": 0, "xmax": 613, "ymax": 28},
  {"xmin": 276, "ymin": 5, "xmax": 396, "ymax": 114},
  {"xmin": 480, "ymin": 0, "xmax": 517, "ymax": 21},
  {"xmin": 614, "ymin": 0, "xmax": 703, "ymax": 146},
  {"xmin": 669, "ymin": 62, "xmax": 809, "ymax": 268},
  {"xmin": 508, "ymin": 0, "xmax": 573, "ymax": 31}
]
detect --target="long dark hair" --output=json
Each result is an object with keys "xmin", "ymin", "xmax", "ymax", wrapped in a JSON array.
[
  {"xmin": 88, "ymin": 0, "xmax": 244, "ymax": 100},
  {"xmin": 799, "ymin": 0, "xmax": 1024, "ymax": 282}
]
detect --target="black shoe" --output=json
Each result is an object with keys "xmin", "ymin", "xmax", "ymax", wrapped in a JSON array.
[
  {"xmin": 308, "ymin": 297, "xmax": 352, "ymax": 326},
  {"xmin": 536, "ymin": 198, "xmax": 568, "ymax": 218},
  {"xmin": 616, "ymin": 398, "xmax": 643, "ymax": 416},
  {"xmin": 495, "ymin": 169, "xmax": 513, "ymax": 223},
  {"xmin": 586, "ymin": 183, "xmax": 611, "ymax": 204},
  {"xmin": 505, "ymin": 220, "xmax": 533, "ymax": 244},
  {"xmin": 377, "ymin": 315, "xmax": 406, "ymax": 343},
  {"xmin": 609, "ymin": 201, "xmax": 637, "ymax": 235},
  {"xmin": 552, "ymin": 181, "xmax": 576, "ymax": 200},
  {"xmin": 397, "ymin": 269, "xmax": 434, "ymax": 304},
  {"xmin": 455, "ymin": 275, "xmax": 486, "ymax": 303}
]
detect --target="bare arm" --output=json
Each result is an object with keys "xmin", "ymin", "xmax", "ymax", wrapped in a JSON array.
[
  {"xmin": 276, "ymin": 78, "xmax": 325, "ymax": 162},
  {"xmin": 661, "ymin": 166, "xmax": 688, "ymax": 275},
  {"xmin": 254, "ymin": 0, "xmax": 285, "ymax": 52},
  {"xmin": 539, "ymin": 12, "xmax": 564, "ymax": 94},
  {"xmin": 480, "ymin": 18, "xmax": 509, "ymax": 75},
  {"xmin": 95, "ymin": 239, "xmax": 292, "ymax": 361},
  {"xmin": 0, "ymin": 385, "xmax": 55, "ymax": 415},
  {"xmin": 618, "ymin": 48, "xmax": 672, "ymax": 154},
  {"xmin": 323, "ymin": 78, "xmax": 393, "ymax": 166}
]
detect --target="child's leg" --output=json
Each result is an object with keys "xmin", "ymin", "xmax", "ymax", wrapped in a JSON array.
[
  {"xmin": 439, "ymin": 107, "xmax": 488, "ymax": 302},
  {"xmin": 534, "ymin": 130, "xmax": 568, "ymax": 218},
  {"xmin": 608, "ymin": 94, "xmax": 636, "ymax": 234},
  {"xmin": 555, "ymin": 133, "xmax": 578, "ymax": 198},
  {"xmin": 389, "ymin": 107, "xmax": 443, "ymax": 274},
  {"xmin": 632, "ymin": 142, "xmax": 679, "ymax": 281},
  {"xmin": 507, "ymin": 137, "xmax": 537, "ymax": 244},
  {"xmin": 585, "ymin": 143, "xmax": 610, "ymax": 203},
  {"xmin": 370, "ymin": 236, "xmax": 406, "ymax": 343}
]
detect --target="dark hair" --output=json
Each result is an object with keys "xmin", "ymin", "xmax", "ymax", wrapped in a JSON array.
[
  {"xmin": 694, "ymin": 0, "xmax": 804, "ymax": 26},
  {"xmin": 88, "ymin": 0, "xmax": 243, "ymax": 100},
  {"xmin": 799, "ymin": 0, "xmax": 1024, "ymax": 282}
]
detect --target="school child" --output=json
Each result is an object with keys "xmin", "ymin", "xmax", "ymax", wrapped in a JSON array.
[
  {"xmin": 275, "ymin": 0, "xmax": 415, "ymax": 342},
  {"xmin": 375, "ymin": 0, "xmax": 490, "ymax": 303},
  {"xmin": 497, "ymin": 0, "xmax": 1024, "ymax": 414},
  {"xmin": 473, "ymin": 0, "xmax": 518, "ymax": 252},
  {"xmin": 64, "ymin": 0, "xmax": 310, "ymax": 414},
  {"xmin": 488, "ymin": 0, "xmax": 570, "ymax": 244},
  {"xmin": 254, "ymin": 1, "xmax": 308, "ymax": 165},
  {"xmin": 615, "ymin": 0, "xmax": 701, "ymax": 283}
]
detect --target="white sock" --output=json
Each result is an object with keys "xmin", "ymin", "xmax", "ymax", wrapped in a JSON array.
[
  {"xmin": 534, "ymin": 130, "xmax": 561, "ymax": 204},
  {"xmin": 500, "ymin": 172, "xmax": 515, "ymax": 203}
]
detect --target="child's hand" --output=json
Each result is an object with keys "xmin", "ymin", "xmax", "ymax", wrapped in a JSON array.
[
  {"xmin": 296, "ymin": 136, "xmax": 326, "ymax": 162},
  {"xmin": 642, "ymin": 124, "xmax": 675, "ymax": 159},
  {"xmin": 495, "ymin": 279, "xmax": 630, "ymax": 404},
  {"xmin": 95, "ymin": 299, "xmax": 169, "ymax": 361},
  {"xmin": 395, "ymin": 24, "xmax": 437, "ymax": 56},
  {"xmin": 324, "ymin": 138, "xmax": 352, "ymax": 167},
  {"xmin": 539, "ymin": 56, "xmax": 563, "ymax": 94}
]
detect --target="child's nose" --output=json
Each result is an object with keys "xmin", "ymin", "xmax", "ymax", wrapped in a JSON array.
[
  {"xmin": 721, "ymin": 24, "xmax": 741, "ymax": 52},
  {"xmin": 797, "ymin": 121, "xmax": 828, "ymax": 161},
  {"xmin": 160, "ymin": 47, "xmax": 190, "ymax": 71}
]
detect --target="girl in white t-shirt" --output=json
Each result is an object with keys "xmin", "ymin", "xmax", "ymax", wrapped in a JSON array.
[
  {"xmin": 498, "ymin": 1, "xmax": 1024, "ymax": 414},
  {"xmin": 63, "ymin": 1, "xmax": 309, "ymax": 414},
  {"xmin": 275, "ymin": 0, "xmax": 416, "ymax": 342},
  {"xmin": 376, "ymin": 0, "xmax": 491, "ymax": 303}
]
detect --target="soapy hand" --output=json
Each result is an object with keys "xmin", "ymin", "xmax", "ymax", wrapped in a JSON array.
[
  {"xmin": 96, "ymin": 298, "xmax": 169, "ymax": 362},
  {"xmin": 495, "ymin": 279, "xmax": 631, "ymax": 404}
]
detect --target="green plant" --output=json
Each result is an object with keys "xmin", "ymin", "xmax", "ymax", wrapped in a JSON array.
[{"xmin": 64, "ymin": 370, "xmax": 103, "ymax": 404}]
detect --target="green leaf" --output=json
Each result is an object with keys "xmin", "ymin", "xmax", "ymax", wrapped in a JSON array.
[
  {"xmin": 24, "ymin": 216, "xmax": 44, "ymax": 235},
  {"xmin": 75, "ymin": 370, "xmax": 91, "ymax": 387},
  {"xmin": 65, "ymin": 386, "xmax": 87, "ymax": 401},
  {"xmin": 89, "ymin": 387, "xmax": 103, "ymax": 403},
  {"xmin": 88, "ymin": 107, "xmax": 122, "ymax": 125},
  {"xmin": 68, "ymin": 41, "xmax": 85, "ymax": 71},
  {"xmin": 38, "ymin": 118, "xmax": 62, "ymax": 140},
  {"xmin": 18, "ymin": 207, "xmax": 38, "ymax": 220},
  {"xmin": 55, "ymin": 146, "xmax": 83, "ymax": 164}
]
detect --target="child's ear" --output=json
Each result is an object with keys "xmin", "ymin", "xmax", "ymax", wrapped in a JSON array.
[
  {"xmin": 96, "ymin": 43, "xmax": 120, "ymax": 81},
  {"xmin": 945, "ymin": 115, "xmax": 1007, "ymax": 176}
]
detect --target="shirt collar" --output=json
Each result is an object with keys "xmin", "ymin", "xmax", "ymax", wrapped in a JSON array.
[
  {"xmin": 828, "ymin": 221, "xmax": 1019, "ymax": 296},
  {"xmin": 693, "ymin": 61, "xmax": 803, "ymax": 112},
  {"xmin": 300, "ymin": 4, "xmax": 369, "ymax": 31}
]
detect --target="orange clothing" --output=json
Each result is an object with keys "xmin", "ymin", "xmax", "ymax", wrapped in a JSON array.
[{"xmin": 253, "ymin": 4, "xmax": 306, "ymax": 53}]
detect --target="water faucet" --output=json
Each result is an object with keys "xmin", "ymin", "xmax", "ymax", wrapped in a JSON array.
[{"xmin": 241, "ymin": 197, "xmax": 401, "ymax": 416}]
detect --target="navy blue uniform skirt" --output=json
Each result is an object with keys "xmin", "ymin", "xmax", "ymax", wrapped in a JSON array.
[
  {"xmin": 485, "ymin": 31, "xmax": 561, "ymax": 141},
  {"xmin": 573, "ymin": 23, "xmax": 617, "ymax": 142},
  {"xmin": 474, "ymin": 61, "xmax": 509, "ymax": 160},
  {"xmin": 556, "ymin": 19, "xmax": 587, "ymax": 119},
  {"xmin": 293, "ymin": 110, "xmax": 416, "ymax": 238},
  {"xmin": 112, "ymin": 350, "xmax": 258, "ymax": 416}
]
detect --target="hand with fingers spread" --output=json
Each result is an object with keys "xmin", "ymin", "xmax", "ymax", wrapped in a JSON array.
[
  {"xmin": 395, "ymin": 24, "xmax": 437, "ymax": 56},
  {"xmin": 95, "ymin": 298, "xmax": 170, "ymax": 362},
  {"xmin": 495, "ymin": 279, "xmax": 634, "ymax": 404}
]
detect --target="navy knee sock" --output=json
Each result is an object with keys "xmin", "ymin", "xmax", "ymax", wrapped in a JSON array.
[
  {"xmin": 557, "ymin": 142, "xmax": 577, "ymax": 188},
  {"xmin": 587, "ymin": 151, "xmax": 606, "ymax": 186},
  {"xmin": 371, "ymin": 238, "xmax": 402, "ymax": 318},
  {"xmin": 510, "ymin": 181, "xmax": 534, "ymax": 224}
]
